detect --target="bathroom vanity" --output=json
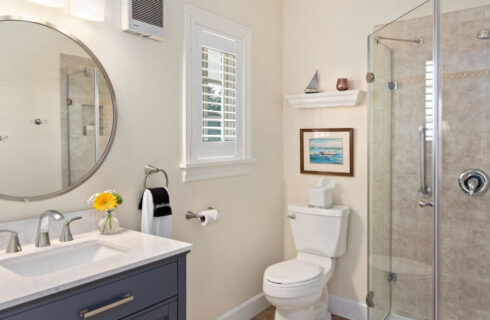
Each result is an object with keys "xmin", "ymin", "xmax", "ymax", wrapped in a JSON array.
[{"xmin": 0, "ymin": 230, "xmax": 192, "ymax": 320}]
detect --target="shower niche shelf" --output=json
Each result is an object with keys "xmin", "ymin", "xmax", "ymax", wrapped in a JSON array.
[{"xmin": 285, "ymin": 90, "xmax": 365, "ymax": 109}]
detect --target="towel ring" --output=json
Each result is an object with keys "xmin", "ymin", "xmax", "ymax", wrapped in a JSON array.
[{"xmin": 144, "ymin": 165, "xmax": 169, "ymax": 188}]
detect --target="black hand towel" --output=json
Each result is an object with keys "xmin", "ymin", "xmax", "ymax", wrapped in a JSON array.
[{"xmin": 138, "ymin": 187, "xmax": 172, "ymax": 217}]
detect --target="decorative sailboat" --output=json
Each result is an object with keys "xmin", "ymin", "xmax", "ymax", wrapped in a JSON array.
[{"xmin": 304, "ymin": 70, "xmax": 321, "ymax": 94}]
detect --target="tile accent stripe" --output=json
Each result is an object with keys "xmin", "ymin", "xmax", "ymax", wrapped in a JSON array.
[{"xmin": 394, "ymin": 69, "xmax": 490, "ymax": 84}]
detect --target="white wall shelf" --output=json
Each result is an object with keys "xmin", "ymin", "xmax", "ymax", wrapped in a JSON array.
[{"xmin": 285, "ymin": 90, "xmax": 365, "ymax": 109}]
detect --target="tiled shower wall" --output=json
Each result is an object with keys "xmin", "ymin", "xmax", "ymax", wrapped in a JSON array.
[
  {"xmin": 440, "ymin": 5, "xmax": 490, "ymax": 320},
  {"xmin": 370, "ymin": 5, "xmax": 490, "ymax": 320}
]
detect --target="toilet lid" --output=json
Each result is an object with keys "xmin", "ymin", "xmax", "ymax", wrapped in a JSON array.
[{"xmin": 264, "ymin": 260, "xmax": 322, "ymax": 285}]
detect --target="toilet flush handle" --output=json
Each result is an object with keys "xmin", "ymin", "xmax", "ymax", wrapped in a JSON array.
[{"xmin": 287, "ymin": 213, "xmax": 296, "ymax": 220}]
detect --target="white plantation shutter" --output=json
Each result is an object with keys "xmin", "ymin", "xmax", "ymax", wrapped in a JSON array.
[
  {"xmin": 425, "ymin": 61, "xmax": 433, "ymax": 141},
  {"xmin": 201, "ymin": 47, "xmax": 237, "ymax": 142},
  {"xmin": 193, "ymin": 27, "xmax": 243, "ymax": 160}
]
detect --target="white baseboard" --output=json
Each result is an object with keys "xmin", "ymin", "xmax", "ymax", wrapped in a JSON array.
[
  {"xmin": 215, "ymin": 293, "xmax": 271, "ymax": 320},
  {"xmin": 329, "ymin": 295, "xmax": 368, "ymax": 320},
  {"xmin": 215, "ymin": 293, "xmax": 366, "ymax": 320}
]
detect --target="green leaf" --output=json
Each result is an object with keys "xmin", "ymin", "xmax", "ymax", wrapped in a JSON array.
[{"xmin": 114, "ymin": 193, "xmax": 123, "ymax": 205}]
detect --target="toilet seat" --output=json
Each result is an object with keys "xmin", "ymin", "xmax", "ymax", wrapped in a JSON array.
[
  {"xmin": 263, "ymin": 260, "xmax": 324, "ymax": 300},
  {"xmin": 264, "ymin": 260, "xmax": 322, "ymax": 286}
]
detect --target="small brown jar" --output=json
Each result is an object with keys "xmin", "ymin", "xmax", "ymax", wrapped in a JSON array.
[{"xmin": 336, "ymin": 78, "xmax": 350, "ymax": 91}]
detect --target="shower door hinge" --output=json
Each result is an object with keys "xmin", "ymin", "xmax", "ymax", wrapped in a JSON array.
[
  {"xmin": 366, "ymin": 291, "xmax": 375, "ymax": 308},
  {"xmin": 387, "ymin": 271, "xmax": 397, "ymax": 282},
  {"xmin": 366, "ymin": 72, "xmax": 375, "ymax": 83}
]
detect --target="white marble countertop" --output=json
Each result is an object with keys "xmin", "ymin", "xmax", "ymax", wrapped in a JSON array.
[{"xmin": 0, "ymin": 230, "xmax": 192, "ymax": 311}]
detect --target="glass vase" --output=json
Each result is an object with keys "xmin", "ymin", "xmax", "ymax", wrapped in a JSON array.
[{"xmin": 98, "ymin": 211, "xmax": 120, "ymax": 235}]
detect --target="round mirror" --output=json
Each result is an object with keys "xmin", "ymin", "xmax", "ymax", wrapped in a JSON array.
[{"xmin": 0, "ymin": 18, "xmax": 117, "ymax": 202}]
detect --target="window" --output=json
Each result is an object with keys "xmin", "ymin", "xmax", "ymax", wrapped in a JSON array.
[
  {"xmin": 201, "ymin": 46, "xmax": 237, "ymax": 143},
  {"xmin": 182, "ymin": 6, "xmax": 253, "ymax": 182},
  {"xmin": 194, "ymin": 27, "xmax": 242, "ymax": 160}
]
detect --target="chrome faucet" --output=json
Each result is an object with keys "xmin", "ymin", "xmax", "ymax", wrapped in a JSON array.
[
  {"xmin": 35, "ymin": 210, "xmax": 65, "ymax": 247},
  {"xmin": 59, "ymin": 217, "xmax": 82, "ymax": 242},
  {"xmin": 0, "ymin": 230, "xmax": 22, "ymax": 253}
]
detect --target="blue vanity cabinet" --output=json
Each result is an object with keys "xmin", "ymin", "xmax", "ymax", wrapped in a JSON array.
[
  {"xmin": 122, "ymin": 299, "xmax": 178, "ymax": 320},
  {"xmin": 0, "ymin": 252, "xmax": 188, "ymax": 320}
]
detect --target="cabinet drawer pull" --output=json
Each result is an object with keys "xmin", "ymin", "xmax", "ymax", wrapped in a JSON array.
[{"xmin": 80, "ymin": 294, "xmax": 134, "ymax": 319}]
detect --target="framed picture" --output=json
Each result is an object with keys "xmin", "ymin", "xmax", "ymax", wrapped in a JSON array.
[{"xmin": 300, "ymin": 128, "xmax": 354, "ymax": 176}]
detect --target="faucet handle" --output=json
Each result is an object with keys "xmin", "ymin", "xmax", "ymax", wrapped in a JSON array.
[
  {"xmin": 59, "ymin": 217, "xmax": 82, "ymax": 242},
  {"xmin": 0, "ymin": 229, "xmax": 22, "ymax": 253},
  {"xmin": 35, "ymin": 210, "xmax": 65, "ymax": 247}
]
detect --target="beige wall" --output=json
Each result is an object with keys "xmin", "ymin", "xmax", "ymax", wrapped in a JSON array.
[
  {"xmin": 0, "ymin": 1, "xmax": 283, "ymax": 319},
  {"xmin": 282, "ymin": 0, "xmax": 427, "ymax": 303}
]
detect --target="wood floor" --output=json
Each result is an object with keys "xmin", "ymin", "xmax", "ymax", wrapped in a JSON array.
[{"xmin": 251, "ymin": 306, "xmax": 348, "ymax": 320}]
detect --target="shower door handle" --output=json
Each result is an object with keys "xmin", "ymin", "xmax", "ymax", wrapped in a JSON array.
[
  {"xmin": 418, "ymin": 126, "xmax": 431, "ymax": 198},
  {"xmin": 419, "ymin": 201, "xmax": 434, "ymax": 208}
]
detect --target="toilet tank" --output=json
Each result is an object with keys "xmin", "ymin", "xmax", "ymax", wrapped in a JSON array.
[{"xmin": 288, "ymin": 203, "xmax": 350, "ymax": 257}]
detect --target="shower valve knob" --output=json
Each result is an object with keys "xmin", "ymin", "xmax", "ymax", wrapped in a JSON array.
[{"xmin": 458, "ymin": 169, "xmax": 489, "ymax": 196}]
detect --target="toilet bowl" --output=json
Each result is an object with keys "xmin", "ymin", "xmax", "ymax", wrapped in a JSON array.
[{"xmin": 263, "ymin": 204, "xmax": 349, "ymax": 320}]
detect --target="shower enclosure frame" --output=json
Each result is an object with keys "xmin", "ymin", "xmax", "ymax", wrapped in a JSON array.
[
  {"xmin": 366, "ymin": 0, "xmax": 443, "ymax": 318},
  {"xmin": 431, "ymin": 0, "xmax": 442, "ymax": 319}
]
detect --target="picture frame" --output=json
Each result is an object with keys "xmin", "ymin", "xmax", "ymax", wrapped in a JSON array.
[{"xmin": 300, "ymin": 128, "xmax": 354, "ymax": 176}]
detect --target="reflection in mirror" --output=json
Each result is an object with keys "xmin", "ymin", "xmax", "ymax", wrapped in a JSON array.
[{"xmin": 0, "ymin": 20, "xmax": 116, "ymax": 201}]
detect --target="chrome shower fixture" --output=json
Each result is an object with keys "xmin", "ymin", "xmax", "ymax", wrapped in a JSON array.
[
  {"xmin": 477, "ymin": 29, "xmax": 490, "ymax": 40},
  {"xmin": 375, "ymin": 36, "xmax": 424, "ymax": 46}
]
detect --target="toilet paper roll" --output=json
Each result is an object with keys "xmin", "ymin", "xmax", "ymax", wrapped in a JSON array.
[{"xmin": 199, "ymin": 209, "xmax": 219, "ymax": 226}]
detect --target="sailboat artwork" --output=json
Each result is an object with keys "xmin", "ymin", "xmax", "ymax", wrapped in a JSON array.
[{"xmin": 304, "ymin": 70, "xmax": 321, "ymax": 94}]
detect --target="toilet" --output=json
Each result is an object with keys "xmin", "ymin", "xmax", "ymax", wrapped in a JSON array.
[{"xmin": 263, "ymin": 203, "xmax": 349, "ymax": 320}]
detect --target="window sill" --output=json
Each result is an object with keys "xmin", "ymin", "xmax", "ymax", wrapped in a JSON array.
[{"xmin": 180, "ymin": 159, "xmax": 256, "ymax": 182}]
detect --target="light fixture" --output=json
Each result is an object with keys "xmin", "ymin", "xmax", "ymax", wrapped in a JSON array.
[
  {"xmin": 29, "ymin": 0, "xmax": 67, "ymax": 8},
  {"xmin": 70, "ymin": 0, "xmax": 106, "ymax": 22}
]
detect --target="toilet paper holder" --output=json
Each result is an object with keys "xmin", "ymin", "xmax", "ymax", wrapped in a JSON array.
[{"xmin": 186, "ymin": 207, "xmax": 214, "ymax": 222}]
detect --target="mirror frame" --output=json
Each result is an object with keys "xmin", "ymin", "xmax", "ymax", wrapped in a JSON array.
[{"xmin": 0, "ymin": 16, "xmax": 118, "ymax": 202}]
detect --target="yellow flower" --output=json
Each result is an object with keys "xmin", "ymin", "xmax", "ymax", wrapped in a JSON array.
[{"xmin": 93, "ymin": 192, "xmax": 118, "ymax": 212}]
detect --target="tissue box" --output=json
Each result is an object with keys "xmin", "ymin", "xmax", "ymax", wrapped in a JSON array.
[{"xmin": 309, "ymin": 178, "xmax": 335, "ymax": 208}]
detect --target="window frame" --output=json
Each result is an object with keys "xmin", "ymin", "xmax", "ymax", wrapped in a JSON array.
[{"xmin": 182, "ymin": 5, "xmax": 253, "ymax": 182}]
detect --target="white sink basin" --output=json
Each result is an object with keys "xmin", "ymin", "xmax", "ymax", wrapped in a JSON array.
[{"xmin": 0, "ymin": 241, "xmax": 127, "ymax": 277}]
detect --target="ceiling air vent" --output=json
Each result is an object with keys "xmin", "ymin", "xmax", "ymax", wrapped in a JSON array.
[{"xmin": 122, "ymin": 0, "xmax": 165, "ymax": 42}]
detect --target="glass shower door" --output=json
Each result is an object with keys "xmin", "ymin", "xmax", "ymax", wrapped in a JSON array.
[
  {"xmin": 368, "ymin": 1, "xmax": 435, "ymax": 319},
  {"xmin": 368, "ymin": 34, "xmax": 393, "ymax": 320}
]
